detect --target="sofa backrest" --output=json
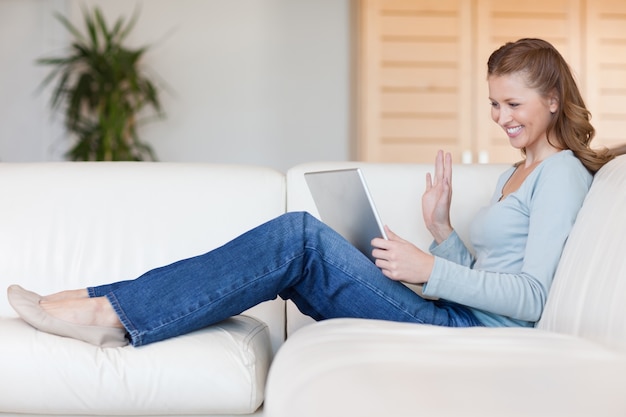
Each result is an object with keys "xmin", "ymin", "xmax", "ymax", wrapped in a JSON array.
[
  {"xmin": 0, "ymin": 162, "xmax": 287, "ymax": 354},
  {"xmin": 286, "ymin": 161, "xmax": 509, "ymax": 335},
  {"xmin": 537, "ymin": 155, "xmax": 626, "ymax": 350}
]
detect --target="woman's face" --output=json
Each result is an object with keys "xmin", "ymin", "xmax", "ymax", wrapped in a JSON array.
[{"xmin": 488, "ymin": 72, "xmax": 559, "ymax": 155}]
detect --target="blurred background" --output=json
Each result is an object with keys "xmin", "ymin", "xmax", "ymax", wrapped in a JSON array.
[
  {"xmin": 1, "ymin": 0, "xmax": 623, "ymax": 169},
  {"xmin": 0, "ymin": 0, "xmax": 352, "ymax": 171}
]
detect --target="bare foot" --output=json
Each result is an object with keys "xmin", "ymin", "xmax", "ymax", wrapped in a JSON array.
[
  {"xmin": 39, "ymin": 297, "xmax": 124, "ymax": 329},
  {"xmin": 41, "ymin": 289, "xmax": 89, "ymax": 302}
]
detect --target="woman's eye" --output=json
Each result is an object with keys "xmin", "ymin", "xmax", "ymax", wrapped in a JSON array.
[
  {"xmin": 490, "ymin": 101, "xmax": 499, "ymax": 108},
  {"xmin": 509, "ymin": 103, "xmax": 520, "ymax": 108}
]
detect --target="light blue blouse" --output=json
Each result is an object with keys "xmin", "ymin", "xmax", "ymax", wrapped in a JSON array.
[{"xmin": 423, "ymin": 150, "xmax": 593, "ymax": 327}]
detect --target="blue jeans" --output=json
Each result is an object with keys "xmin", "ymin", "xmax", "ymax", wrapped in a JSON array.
[{"xmin": 89, "ymin": 212, "xmax": 482, "ymax": 346}]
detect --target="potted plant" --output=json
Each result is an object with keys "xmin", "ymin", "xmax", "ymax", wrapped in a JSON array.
[{"xmin": 37, "ymin": 6, "xmax": 164, "ymax": 161}]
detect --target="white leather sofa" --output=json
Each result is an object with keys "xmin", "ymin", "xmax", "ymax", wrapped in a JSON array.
[
  {"xmin": 268, "ymin": 156, "xmax": 626, "ymax": 417},
  {"xmin": 1, "ymin": 156, "xmax": 625, "ymax": 417}
]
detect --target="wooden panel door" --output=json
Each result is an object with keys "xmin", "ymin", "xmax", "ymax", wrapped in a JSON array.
[
  {"xmin": 474, "ymin": 0, "xmax": 583, "ymax": 164},
  {"xmin": 584, "ymin": 0, "xmax": 626, "ymax": 150},
  {"xmin": 357, "ymin": 0, "xmax": 473, "ymax": 163}
]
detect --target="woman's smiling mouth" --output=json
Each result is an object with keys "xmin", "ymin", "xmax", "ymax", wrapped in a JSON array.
[{"xmin": 506, "ymin": 126, "xmax": 523, "ymax": 137}]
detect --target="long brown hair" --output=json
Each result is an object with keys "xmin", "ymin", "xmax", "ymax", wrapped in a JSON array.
[{"xmin": 487, "ymin": 38, "xmax": 613, "ymax": 173}]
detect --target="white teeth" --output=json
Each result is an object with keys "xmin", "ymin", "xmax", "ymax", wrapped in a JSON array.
[{"xmin": 507, "ymin": 126, "xmax": 522, "ymax": 134}]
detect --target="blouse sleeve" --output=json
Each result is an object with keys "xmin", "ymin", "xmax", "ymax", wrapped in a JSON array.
[{"xmin": 428, "ymin": 231, "xmax": 475, "ymax": 268}]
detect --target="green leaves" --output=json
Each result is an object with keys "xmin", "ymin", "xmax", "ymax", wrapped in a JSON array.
[{"xmin": 37, "ymin": 6, "xmax": 164, "ymax": 161}]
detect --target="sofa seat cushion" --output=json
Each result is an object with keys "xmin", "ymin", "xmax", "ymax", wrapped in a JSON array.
[
  {"xmin": 265, "ymin": 318, "xmax": 626, "ymax": 417},
  {"xmin": 0, "ymin": 315, "xmax": 271, "ymax": 415}
]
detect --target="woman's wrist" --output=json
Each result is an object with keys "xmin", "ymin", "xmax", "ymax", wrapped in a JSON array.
[
  {"xmin": 419, "ymin": 254, "xmax": 435, "ymax": 284},
  {"xmin": 429, "ymin": 224, "xmax": 454, "ymax": 245}
]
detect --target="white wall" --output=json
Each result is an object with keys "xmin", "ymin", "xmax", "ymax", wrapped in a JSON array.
[
  {"xmin": 0, "ymin": 0, "xmax": 353, "ymax": 171},
  {"xmin": 0, "ymin": 0, "xmax": 65, "ymax": 161}
]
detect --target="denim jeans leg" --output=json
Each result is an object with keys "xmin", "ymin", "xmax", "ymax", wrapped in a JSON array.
[{"xmin": 90, "ymin": 212, "xmax": 481, "ymax": 346}]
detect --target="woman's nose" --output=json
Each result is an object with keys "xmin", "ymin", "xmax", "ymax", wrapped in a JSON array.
[{"xmin": 496, "ymin": 107, "xmax": 511, "ymax": 125}]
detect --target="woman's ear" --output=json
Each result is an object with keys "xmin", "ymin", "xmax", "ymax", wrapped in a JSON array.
[{"xmin": 548, "ymin": 89, "xmax": 559, "ymax": 114}]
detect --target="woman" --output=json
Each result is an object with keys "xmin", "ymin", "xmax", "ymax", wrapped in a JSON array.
[{"xmin": 8, "ymin": 38, "xmax": 613, "ymax": 347}]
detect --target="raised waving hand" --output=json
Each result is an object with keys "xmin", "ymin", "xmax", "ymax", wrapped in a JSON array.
[{"xmin": 422, "ymin": 150, "xmax": 454, "ymax": 244}]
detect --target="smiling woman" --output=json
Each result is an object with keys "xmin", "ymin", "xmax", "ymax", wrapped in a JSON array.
[
  {"xmin": 487, "ymin": 38, "xmax": 613, "ymax": 173},
  {"xmin": 488, "ymin": 71, "xmax": 560, "ymax": 166},
  {"xmin": 6, "ymin": 39, "xmax": 615, "ymax": 353}
]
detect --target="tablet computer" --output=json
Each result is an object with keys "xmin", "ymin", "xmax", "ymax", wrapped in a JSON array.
[{"xmin": 304, "ymin": 168, "xmax": 388, "ymax": 262}]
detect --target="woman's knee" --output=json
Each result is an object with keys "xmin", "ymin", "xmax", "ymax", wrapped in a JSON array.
[
  {"xmin": 279, "ymin": 211, "xmax": 328, "ymax": 240},
  {"xmin": 281, "ymin": 211, "xmax": 318, "ymax": 226}
]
